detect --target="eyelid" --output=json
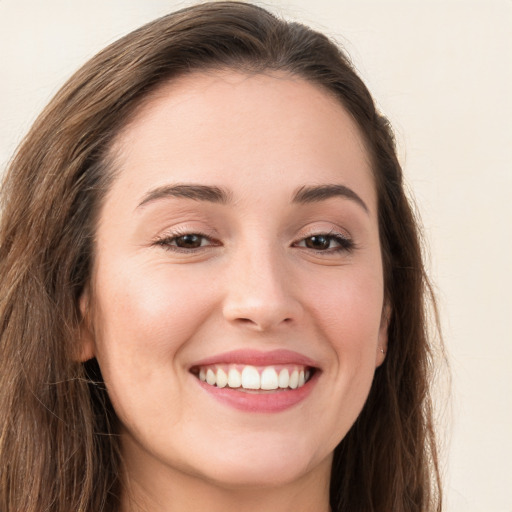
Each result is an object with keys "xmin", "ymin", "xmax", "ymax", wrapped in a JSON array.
[
  {"xmin": 296, "ymin": 225, "xmax": 351, "ymax": 241},
  {"xmin": 152, "ymin": 226, "xmax": 221, "ymax": 252},
  {"xmin": 293, "ymin": 227, "xmax": 355, "ymax": 252}
]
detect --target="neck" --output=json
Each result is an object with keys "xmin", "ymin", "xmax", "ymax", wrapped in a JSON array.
[{"xmin": 120, "ymin": 454, "xmax": 332, "ymax": 512}]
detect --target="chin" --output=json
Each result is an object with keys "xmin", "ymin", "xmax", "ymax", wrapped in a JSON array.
[
  {"xmin": 201, "ymin": 457, "xmax": 317, "ymax": 490},
  {"xmin": 183, "ymin": 433, "xmax": 332, "ymax": 490}
]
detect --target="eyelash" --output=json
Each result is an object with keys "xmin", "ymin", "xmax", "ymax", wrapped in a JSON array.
[
  {"xmin": 153, "ymin": 229, "xmax": 355, "ymax": 254},
  {"xmin": 153, "ymin": 229, "xmax": 220, "ymax": 253},
  {"xmin": 293, "ymin": 231, "xmax": 355, "ymax": 253}
]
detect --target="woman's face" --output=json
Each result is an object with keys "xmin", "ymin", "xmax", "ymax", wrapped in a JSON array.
[{"xmin": 82, "ymin": 71, "xmax": 388, "ymax": 492}]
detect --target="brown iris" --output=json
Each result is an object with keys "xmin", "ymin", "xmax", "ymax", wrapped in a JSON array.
[
  {"xmin": 174, "ymin": 234, "xmax": 203, "ymax": 248},
  {"xmin": 304, "ymin": 235, "xmax": 332, "ymax": 250}
]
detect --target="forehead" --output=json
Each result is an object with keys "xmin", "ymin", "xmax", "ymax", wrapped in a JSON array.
[{"xmin": 109, "ymin": 70, "xmax": 376, "ymax": 212}]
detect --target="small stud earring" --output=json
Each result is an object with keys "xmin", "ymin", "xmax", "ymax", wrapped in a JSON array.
[{"xmin": 380, "ymin": 348, "xmax": 385, "ymax": 354}]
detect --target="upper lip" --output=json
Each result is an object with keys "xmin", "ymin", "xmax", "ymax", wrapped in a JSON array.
[{"xmin": 190, "ymin": 349, "xmax": 319, "ymax": 368}]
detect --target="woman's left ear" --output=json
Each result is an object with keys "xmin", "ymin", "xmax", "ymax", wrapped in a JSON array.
[
  {"xmin": 376, "ymin": 303, "xmax": 391, "ymax": 367},
  {"xmin": 77, "ymin": 287, "xmax": 96, "ymax": 362}
]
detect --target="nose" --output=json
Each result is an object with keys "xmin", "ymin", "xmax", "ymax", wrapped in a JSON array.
[{"xmin": 222, "ymin": 246, "xmax": 302, "ymax": 332}]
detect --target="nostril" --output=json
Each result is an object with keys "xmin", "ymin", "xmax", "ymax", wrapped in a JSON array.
[
  {"xmin": 223, "ymin": 294, "xmax": 301, "ymax": 331},
  {"xmin": 233, "ymin": 316, "xmax": 293, "ymax": 330}
]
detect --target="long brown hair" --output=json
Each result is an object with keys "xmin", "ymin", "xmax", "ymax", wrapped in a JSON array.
[{"xmin": 0, "ymin": 2, "xmax": 443, "ymax": 510}]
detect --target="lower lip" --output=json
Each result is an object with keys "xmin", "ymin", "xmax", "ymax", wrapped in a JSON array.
[{"xmin": 194, "ymin": 372, "xmax": 319, "ymax": 413}]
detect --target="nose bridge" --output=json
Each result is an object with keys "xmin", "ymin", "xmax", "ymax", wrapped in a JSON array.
[{"xmin": 222, "ymin": 239, "xmax": 299, "ymax": 330}]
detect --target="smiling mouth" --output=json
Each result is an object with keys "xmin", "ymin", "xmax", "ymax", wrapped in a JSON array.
[{"xmin": 190, "ymin": 364, "xmax": 315, "ymax": 391}]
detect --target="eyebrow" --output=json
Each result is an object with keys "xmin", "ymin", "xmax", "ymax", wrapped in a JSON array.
[
  {"xmin": 136, "ymin": 182, "xmax": 368, "ymax": 213},
  {"xmin": 292, "ymin": 184, "xmax": 369, "ymax": 213},
  {"xmin": 137, "ymin": 184, "xmax": 231, "ymax": 208}
]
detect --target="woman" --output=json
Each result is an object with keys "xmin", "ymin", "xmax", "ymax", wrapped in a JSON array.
[{"xmin": 0, "ymin": 2, "xmax": 442, "ymax": 511}]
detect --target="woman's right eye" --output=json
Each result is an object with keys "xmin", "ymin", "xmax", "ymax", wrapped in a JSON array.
[
  {"xmin": 170, "ymin": 234, "xmax": 208, "ymax": 249},
  {"xmin": 155, "ymin": 232, "xmax": 217, "ymax": 251}
]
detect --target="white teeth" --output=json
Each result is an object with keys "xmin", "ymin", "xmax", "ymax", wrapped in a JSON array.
[
  {"xmin": 241, "ymin": 366, "xmax": 260, "ymax": 389},
  {"xmin": 278, "ymin": 368, "xmax": 290, "ymax": 388},
  {"xmin": 197, "ymin": 365, "xmax": 312, "ymax": 390},
  {"xmin": 260, "ymin": 367, "xmax": 279, "ymax": 390},
  {"xmin": 289, "ymin": 370, "xmax": 299, "ymax": 389},
  {"xmin": 216, "ymin": 368, "xmax": 228, "ymax": 388},
  {"xmin": 206, "ymin": 368, "xmax": 216, "ymax": 386},
  {"xmin": 228, "ymin": 367, "xmax": 242, "ymax": 388}
]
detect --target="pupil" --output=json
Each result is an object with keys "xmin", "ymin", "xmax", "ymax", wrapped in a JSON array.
[
  {"xmin": 176, "ymin": 234, "xmax": 201, "ymax": 248},
  {"xmin": 306, "ymin": 235, "xmax": 329, "ymax": 250}
]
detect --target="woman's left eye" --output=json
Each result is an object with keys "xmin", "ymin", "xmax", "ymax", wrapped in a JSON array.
[{"xmin": 295, "ymin": 233, "xmax": 353, "ymax": 252}]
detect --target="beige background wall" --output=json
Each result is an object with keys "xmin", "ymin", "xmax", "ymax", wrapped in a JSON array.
[{"xmin": 1, "ymin": 1, "xmax": 511, "ymax": 510}]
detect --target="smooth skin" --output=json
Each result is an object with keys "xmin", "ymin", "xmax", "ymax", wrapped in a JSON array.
[{"xmin": 80, "ymin": 71, "xmax": 389, "ymax": 512}]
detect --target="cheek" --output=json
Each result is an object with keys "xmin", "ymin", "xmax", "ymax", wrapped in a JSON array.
[
  {"xmin": 305, "ymin": 265, "xmax": 384, "ymax": 350},
  {"xmin": 306, "ymin": 270, "xmax": 384, "ymax": 440},
  {"xmin": 303, "ymin": 264, "xmax": 384, "ymax": 407},
  {"xmin": 89, "ymin": 261, "xmax": 220, "ymax": 436},
  {"xmin": 89, "ymin": 260, "xmax": 218, "ymax": 403},
  {"xmin": 94, "ymin": 261, "xmax": 212, "ymax": 350}
]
